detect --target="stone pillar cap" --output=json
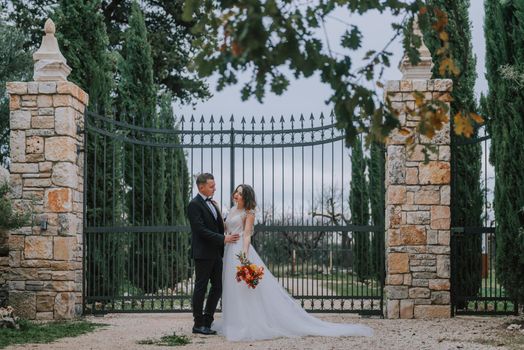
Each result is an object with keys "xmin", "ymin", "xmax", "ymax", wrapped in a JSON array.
[
  {"xmin": 399, "ymin": 18, "xmax": 434, "ymax": 80},
  {"xmin": 33, "ymin": 18, "xmax": 72, "ymax": 82}
]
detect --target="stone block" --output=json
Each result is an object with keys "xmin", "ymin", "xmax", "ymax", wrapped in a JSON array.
[
  {"xmin": 430, "ymin": 206, "xmax": 450, "ymax": 229},
  {"xmin": 387, "ymin": 299, "xmax": 400, "ymax": 319},
  {"xmin": 26, "ymin": 136, "xmax": 44, "ymax": 154},
  {"xmin": 45, "ymin": 280, "xmax": 75, "ymax": 292},
  {"xmin": 429, "ymin": 279, "xmax": 450, "ymax": 291},
  {"xmin": 32, "ymin": 115, "xmax": 55, "ymax": 129},
  {"xmin": 406, "ymin": 211, "xmax": 430, "ymax": 225},
  {"xmin": 37, "ymin": 95, "xmax": 53, "ymax": 107},
  {"xmin": 54, "ymin": 292, "xmax": 76, "ymax": 319},
  {"xmin": 400, "ymin": 299, "xmax": 414, "ymax": 319},
  {"xmin": 406, "ymin": 167, "xmax": 418, "ymax": 185},
  {"xmin": 387, "ymin": 146, "xmax": 406, "ymax": 185},
  {"xmin": 433, "ymin": 79, "xmax": 453, "ymax": 92},
  {"xmin": 386, "ymin": 285, "xmax": 409, "ymax": 299},
  {"xmin": 7, "ymin": 82, "xmax": 28, "ymax": 94},
  {"xmin": 387, "ymin": 186, "xmax": 407, "ymax": 205},
  {"xmin": 439, "ymin": 145, "xmax": 450, "ymax": 161},
  {"xmin": 414, "ymin": 188, "xmax": 440, "ymax": 205},
  {"xmin": 10, "ymin": 163, "xmax": 39, "ymax": 174},
  {"xmin": 57, "ymin": 213, "xmax": 79, "ymax": 236},
  {"xmin": 400, "ymin": 80, "xmax": 413, "ymax": 92},
  {"xmin": 424, "ymin": 229, "xmax": 437, "ymax": 245},
  {"xmin": 24, "ymin": 178, "xmax": 51, "ymax": 187},
  {"xmin": 386, "ymin": 274, "xmax": 404, "ymax": 285},
  {"xmin": 412, "ymin": 80, "xmax": 427, "ymax": 91},
  {"xmin": 53, "ymin": 237, "xmax": 76, "ymax": 261},
  {"xmin": 431, "ymin": 291, "xmax": 451, "ymax": 305},
  {"xmin": 409, "ymin": 287, "xmax": 430, "ymax": 298},
  {"xmin": 26, "ymin": 154, "xmax": 45, "ymax": 162},
  {"xmin": 24, "ymin": 236, "xmax": 53, "ymax": 260},
  {"xmin": 10, "ymin": 110, "xmax": 31, "ymax": 130},
  {"xmin": 10, "ymin": 130, "xmax": 26, "ymax": 162},
  {"xmin": 388, "ymin": 206, "xmax": 402, "ymax": 228},
  {"xmin": 52, "ymin": 270, "xmax": 75, "ymax": 281},
  {"xmin": 26, "ymin": 281, "xmax": 44, "ymax": 291},
  {"xmin": 9, "ymin": 95, "xmax": 20, "ymax": 110},
  {"xmin": 55, "ymin": 107, "xmax": 76, "ymax": 136},
  {"xmin": 45, "ymin": 136, "xmax": 76, "ymax": 162},
  {"xmin": 414, "ymin": 305, "xmax": 451, "ymax": 318},
  {"xmin": 52, "ymin": 162, "xmax": 78, "ymax": 188},
  {"xmin": 413, "ymin": 272, "xmax": 437, "ymax": 279},
  {"xmin": 410, "ymin": 265, "xmax": 436, "ymax": 272},
  {"xmin": 440, "ymin": 186, "xmax": 450, "ymax": 205},
  {"xmin": 419, "ymin": 161, "xmax": 450, "ymax": 185},
  {"xmin": 39, "ymin": 162, "xmax": 52, "ymax": 172},
  {"xmin": 403, "ymin": 274, "xmax": 412, "ymax": 286},
  {"xmin": 386, "ymin": 80, "xmax": 400, "ymax": 92},
  {"xmin": 438, "ymin": 230, "xmax": 450, "ymax": 245},
  {"xmin": 388, "ymin": 253, "xmax": 409, "ymax": 273},
  {"xmin": 398, "ymin": 225, "xmax": 426, "ymax": 245},
  {"xmin": 38, "ymin": 107, "xmax": 54, "ymax": 115},
  {"xmin": 8, "ymin": 291, "xmax": 36, "ymax": 319},
  {"xmin": 45, "ymin": 188, "xmax": 73, "ymax": 213},
  {"xmin": 407, "ymin": 145, "xmax": 437, "ymax": 162},
  {"xmin": 39, "ymin": 82, "xmax": 57, "ymax": 94},
  {"xmin": 28, "ymin": 82, "xmax": 39, "ymax": 94},
  {"xmin": 436, "ymin": 255, "xmax": 450, "ymax": 278},
  {"xmin": 53, "ymin": 95, "xmax": 72, "ymax": 107}
]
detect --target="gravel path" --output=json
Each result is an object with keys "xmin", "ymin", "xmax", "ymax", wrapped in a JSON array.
[{"xmin": 5, "ymin": 313, "xmax": 523, "ymax": 350}]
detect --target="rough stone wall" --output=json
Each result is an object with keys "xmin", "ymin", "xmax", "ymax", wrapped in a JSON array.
[
  {"xmin": 0, "ymin": 165, "xmax": 9, "ymax": 307},
  {"xmin": 6, "ymin": 81, "xmax": 87, "ymax": 320},
  {"xmin": 384, "ymin": 79, "xmax": 452, "ymax": 319}
]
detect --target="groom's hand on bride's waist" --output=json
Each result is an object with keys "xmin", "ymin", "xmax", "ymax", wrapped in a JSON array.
[{"xmin": 224, "ymin": 234, "xmax": 240, "ymax": 244}]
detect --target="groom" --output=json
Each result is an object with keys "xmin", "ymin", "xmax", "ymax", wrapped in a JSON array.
[{"xmin": 187, "ymin": 173, "xmax": 239, "ymax": 335}]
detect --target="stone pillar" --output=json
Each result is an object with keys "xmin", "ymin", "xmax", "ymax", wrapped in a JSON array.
[
  {"xmin": 6, "ymin": 19, "xmax": 88, "ymax": 320},
  {"xmin": 384, "ymin": 21, "xmax": 452, "ymax": 319},
  {"xmin": 0, "ymin": 166, "xmax": 10, "ymax": 307}
]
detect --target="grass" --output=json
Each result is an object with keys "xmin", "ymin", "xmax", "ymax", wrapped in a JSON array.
[
  {"xmin": 137, "ymin": 332, "xmax": 191, "ymax": 346},
  {"xmin": 0, "ymin": 319, "xmax": 106, "ymax": 349}
]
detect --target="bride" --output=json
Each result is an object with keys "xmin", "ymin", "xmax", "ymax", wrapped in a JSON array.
[{"xmin": 212, "ymin": 184, "xmax": 373, "ymax": 341}]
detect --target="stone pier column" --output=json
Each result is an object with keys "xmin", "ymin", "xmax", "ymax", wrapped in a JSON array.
[
  {"xmin": 384, "ymin": 21, "xmax": 452, "ymax": 319},
  {"xmin": 6, "ymin": 19, "xmax": 88, "ymax": 320}
]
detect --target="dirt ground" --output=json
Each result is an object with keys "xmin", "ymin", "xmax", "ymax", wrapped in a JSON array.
[{"xmin": 5, "ymin": 313, "xmax": 524, "ymax": 350}]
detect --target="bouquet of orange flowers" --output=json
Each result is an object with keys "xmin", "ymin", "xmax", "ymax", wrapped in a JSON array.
[{"xmin": 235, "ymin": 252, "xmax": 264, "ymax": 289}]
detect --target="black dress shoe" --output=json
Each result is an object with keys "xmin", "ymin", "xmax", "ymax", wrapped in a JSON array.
[
  {"xmin": 204, "ymin": 326, "xmax": 217, "ymax": 335},
  {"xmin": 192, "ymin": 326, "xmax": 216, "ymax": 335}
]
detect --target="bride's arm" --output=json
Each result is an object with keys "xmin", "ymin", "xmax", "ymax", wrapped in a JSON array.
[{"xmin": 242, "ymin": 211, "xmax": 255, "ymax": 256}]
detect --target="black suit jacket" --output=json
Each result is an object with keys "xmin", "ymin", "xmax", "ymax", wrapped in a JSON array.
[{"xmin": 187, "ymin": 195, "xmax": 225, "ymax": 259}]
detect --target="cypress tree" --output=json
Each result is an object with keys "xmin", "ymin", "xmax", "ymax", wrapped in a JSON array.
[
  {"xmin": 0, "ymin": 20, "xmax": 31, "ymax": 166},
  {"xmin": 350, "ymin": 136, "xmax": 371, "ymax": 281},
  {"xmin": 52, "ymin": 0, "xmax": 120, "ymax": 301},
  {"xmin": 422, "ymin": 0, "xmax": 483, "ymax": 306},
  {"xmin": 116, "ymin": 2, "xmax": 160, "ymax": 293},
  {"xmin": 368, "ymin": 142, "xmax": 385, "ymax": 283},
  {"xmin": 54, "ymin": 0, "xmax": 113, "ymax": 111},
  {"xmin": 484, "ymin": 0, "xmax": 524, "ymax": 304}
]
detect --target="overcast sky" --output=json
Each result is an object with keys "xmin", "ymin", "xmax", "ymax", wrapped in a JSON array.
[{"xmin": 175, "ymin": 3, "xmax": 487, "ymax": 118}]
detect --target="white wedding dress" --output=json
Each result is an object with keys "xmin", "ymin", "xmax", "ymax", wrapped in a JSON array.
[{"xmin": 212, "ymin": 205, "xmax": 374, "ymax": 341}]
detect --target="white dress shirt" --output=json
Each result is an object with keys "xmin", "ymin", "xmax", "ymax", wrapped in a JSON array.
[{"xmin": 199, "ymin": 192, "xmax": 218, "ymax": 220}]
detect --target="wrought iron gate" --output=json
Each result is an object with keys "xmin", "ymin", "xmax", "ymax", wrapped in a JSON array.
[
  {"xmin": 451, "ymin": 132, "xmax": 518, "ymax": 315},
  {"xmin": 83, "ymin": 110, "xmax": 385, "ymax": 315}
]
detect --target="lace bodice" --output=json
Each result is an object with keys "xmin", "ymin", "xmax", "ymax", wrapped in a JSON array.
[{"xmin": 225, "ymin": 206, "xmax": 247, "ymax": 235}]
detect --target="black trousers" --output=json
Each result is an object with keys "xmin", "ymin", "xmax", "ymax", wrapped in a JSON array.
[{"xmin": 192, "ymin": 258, "xmax": 223, "ymax": 327}]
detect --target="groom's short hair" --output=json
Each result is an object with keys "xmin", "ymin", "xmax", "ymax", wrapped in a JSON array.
[{"xmin": 196, "ymin": 173, "xmax": 214, "ymax": 187}]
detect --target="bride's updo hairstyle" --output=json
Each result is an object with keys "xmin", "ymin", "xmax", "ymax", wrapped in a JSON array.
[{"xmin": 234, "ymin": 184, "xmax": 257, "ymax": 211}]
